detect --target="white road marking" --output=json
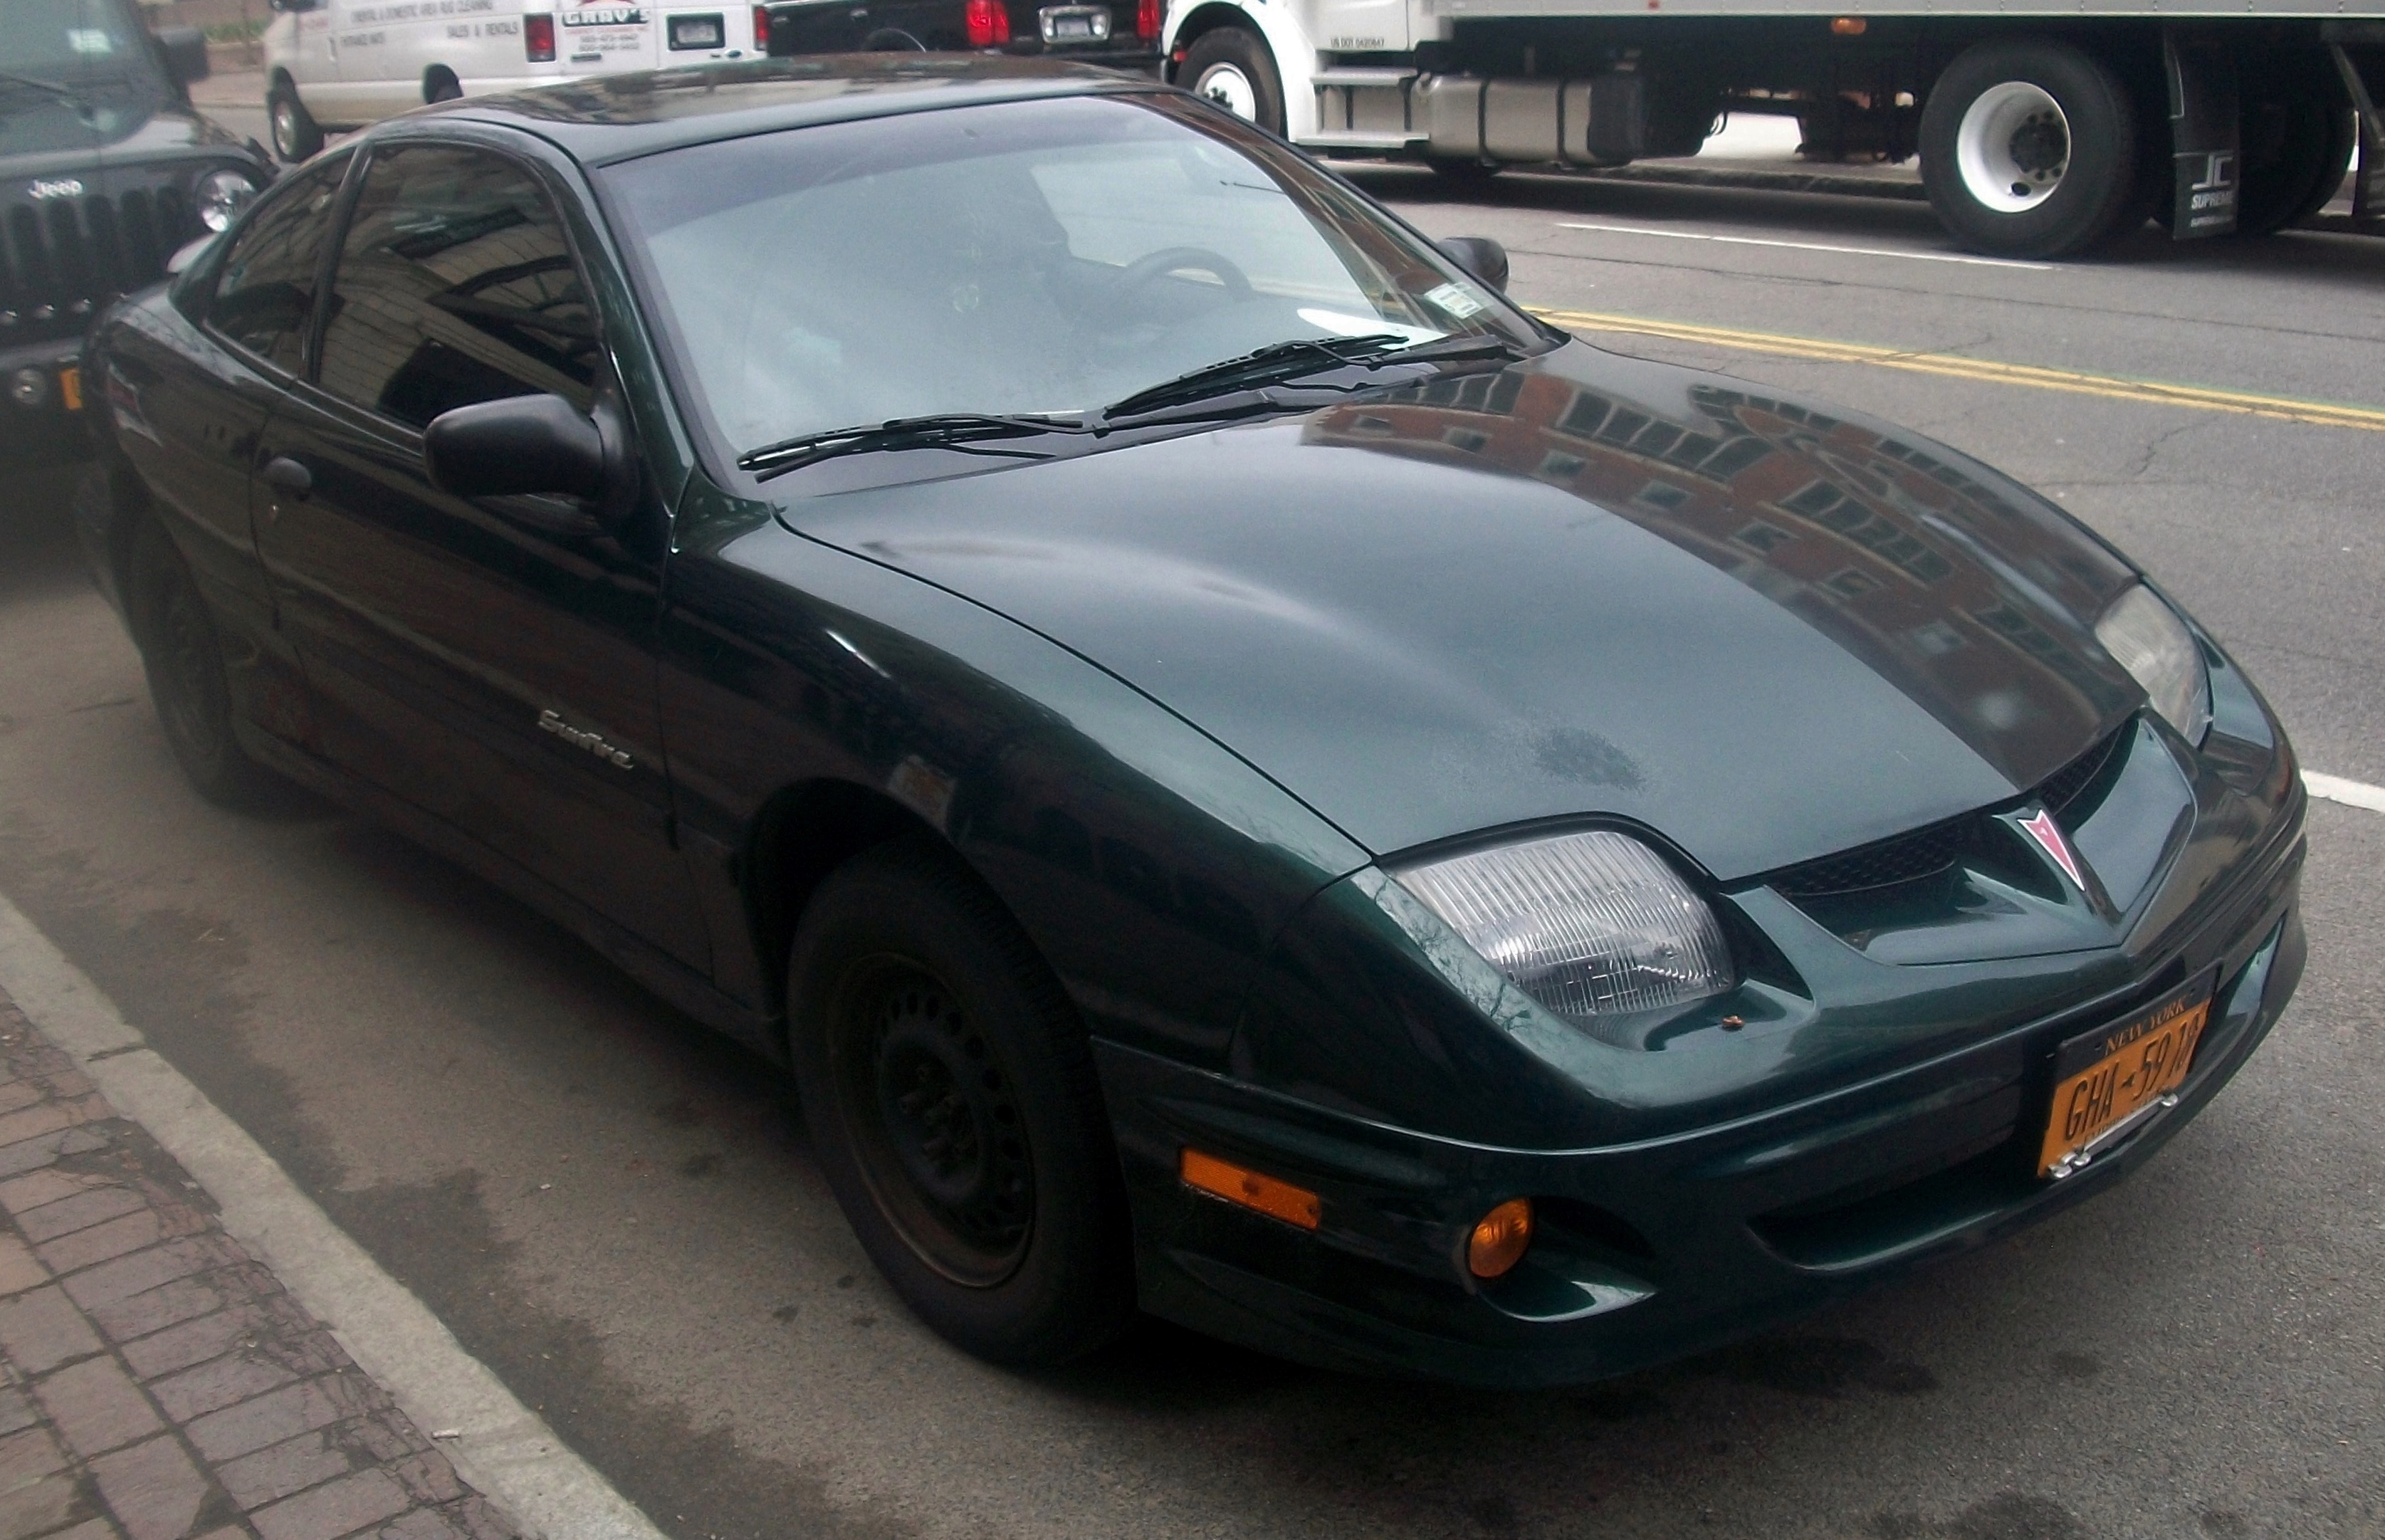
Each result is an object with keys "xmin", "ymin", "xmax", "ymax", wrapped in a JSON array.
[
  {"xmin": 1554, "ymin": 221, "xmax": 2058, "ymax": 271},
  {"xmin": 2305, "ymin": 771, "xmax": 2385, "ymax": 815},
  {"xmin": 0, "ymin": 891, "xmax": 667, "ymax": 1540}
]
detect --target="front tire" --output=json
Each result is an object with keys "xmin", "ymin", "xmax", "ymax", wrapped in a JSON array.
[
  {"xmin": 126, "ymin": 518, "xmax": 279, "ymax": 808},
  {"xmin": 267, "ymin": 76, "xmax": 323, "ymax": 162},
  {"xmin": 1919, "ymin": 40, "xmax": 2144, "ymax": 258},
  {"xmin": 1179, "ymin": 28, "xmax": 1285, "ymax": 136},
  {"xmin": 787, "ymin": 837, "xmax": 1134, "ymax": 1367}
]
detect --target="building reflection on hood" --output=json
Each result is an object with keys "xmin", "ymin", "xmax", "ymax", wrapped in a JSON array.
[{"xmin": 1300, "ymin": 363, "xmax": 2138, "ymax": 771}]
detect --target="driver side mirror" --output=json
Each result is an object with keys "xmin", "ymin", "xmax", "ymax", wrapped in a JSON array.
[
  {"xmin": 1437, "ymin": 236, "xmax": 1509, "ymax": 293},
  {"xmin": 426, "ymin": 394, "xmax": 612, "ymax": 505},
  {"xmin": 154, "ymin": 26, "xmax": 211, "ymax": 85}
]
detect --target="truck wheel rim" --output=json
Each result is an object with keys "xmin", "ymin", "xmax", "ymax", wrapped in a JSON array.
[
  {"xmin": 1955, "ymin": 82, "xmax": 2070, "ymax": 214},
  {"xmin": 1194, "ymin": 62, "xmax": 1257, "ymax": 121}
]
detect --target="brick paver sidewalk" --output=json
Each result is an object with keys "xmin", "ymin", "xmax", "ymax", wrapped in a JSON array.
[{"xmin": 0, "ymin": 986, "xmax": 523, "ymax": 1540}]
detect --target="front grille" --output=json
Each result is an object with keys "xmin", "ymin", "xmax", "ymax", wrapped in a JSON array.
[
  {"xmin": 1, "ymin": 185, "xmax": 195, "ymax": 344},
  {"xmin": 2036, "ymin": 721, "xmax": 2128, "ymax": 820},
  {"xmin": 1768, "ymin": 815, "xmax": 1972, "ymax": 900}
]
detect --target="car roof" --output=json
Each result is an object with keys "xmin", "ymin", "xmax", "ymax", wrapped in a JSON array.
[{"xmin": 420, "ymin": 55, "xmax": 1155, "ymax": 166}]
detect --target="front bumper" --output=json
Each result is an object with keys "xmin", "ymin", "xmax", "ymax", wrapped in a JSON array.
[
  {"xmin": 1097, "ymin": 789, "xmax": 2305, "ymax": 1386},
  {"xmin": 0, "ymin": 337, "xmax": 93, "ymax": 467}
]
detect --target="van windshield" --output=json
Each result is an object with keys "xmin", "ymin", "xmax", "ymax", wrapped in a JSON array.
[
  {"xmin": 0, "ymin": 0, "xmax": 150, "ymax": 85},
  {"xmin": 600, "ymin": 92, "xmax": 1543, "ymax": 470}
]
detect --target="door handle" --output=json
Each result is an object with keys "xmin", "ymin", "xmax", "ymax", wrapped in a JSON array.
[{"xmin": 261, "ymin": 456, "xmax": 313, "ymax": 502}]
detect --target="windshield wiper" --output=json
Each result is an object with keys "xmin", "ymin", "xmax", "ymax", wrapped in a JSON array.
[
  {"xmin": 0, "ymin": 72, "xmax": 78, "ymax": 100},
  {"xmin": 1099, "ymin": 332, "xmax": 1527, "ymax": 423},
  {"xmin": 738, "ymin": 412, "xmax": 1085, "ymax": 483}
]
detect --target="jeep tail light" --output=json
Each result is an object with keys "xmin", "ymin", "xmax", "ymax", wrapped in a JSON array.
[
  {"xmin": 525, "ymin": 13, "xmax": 557, "ymax": 61},
  {"xmin": 753, "ymin": 4, "xmax": 773, "ymax": 50},
  {"xmin": 1137, "ymin": 0, "xmax": 1159, "ymax": 38},
  {"xmin": 965, "ymin": 0, "xmax": 1010, "ymax": 46}
]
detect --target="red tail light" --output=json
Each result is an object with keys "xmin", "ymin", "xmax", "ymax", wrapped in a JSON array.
[
  {"xmin": 753, "ymin": 4, "xmax": 773, "ymax": 50},
  {"xmin": 524, "ymin": 12, "xmax": 556, "ymax": 61},
  {"xmin": 1137, "ymin": 0, "xmax": 1160, "ymax": 38},
  {"xmin": 964, "ymin": 0, "xmax": 1010, "ymax": 46}
]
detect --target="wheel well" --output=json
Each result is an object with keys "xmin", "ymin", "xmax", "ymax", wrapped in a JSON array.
[
  {"xmin": 748, "ymin": 779, "xmax": 944, "ymax": 1011},
  {"xmin": 1167, "ymin": 3, "xmax": 1264, "ymax": 83},
  {"xmin": 267, "ymin": 67, "xmax": 296, "ymax": 95},
  {"xmin": 96, "ymin": 454, "xmax": 157, "ymax": 646},
  {"xmin": 423, "ymin": 66, "xmax": 460, "ymax": 102}
]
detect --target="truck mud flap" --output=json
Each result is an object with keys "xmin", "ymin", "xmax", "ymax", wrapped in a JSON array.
[{"xmin": 2165, "ymin": 29, "xmax": 2241, "ymax": 239}]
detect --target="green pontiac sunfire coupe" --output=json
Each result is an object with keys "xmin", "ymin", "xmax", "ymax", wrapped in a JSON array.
[{"xmin": 80, "ymin": 56, "xmax": 2304, "ymax": 1383}]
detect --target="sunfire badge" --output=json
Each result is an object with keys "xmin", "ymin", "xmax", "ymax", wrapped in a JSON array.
[{"xmin": 2018, "ymin": 808, "xmax": 2086, "ymax": 890}]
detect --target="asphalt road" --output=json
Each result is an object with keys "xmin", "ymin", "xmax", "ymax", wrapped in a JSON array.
[{"xmin": 3, "ymin": 142, "xmax": 2381, "ymax": 1540}]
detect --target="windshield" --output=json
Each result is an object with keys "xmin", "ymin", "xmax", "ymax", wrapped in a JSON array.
[
  {"xmin": 600, "ymin": 92, "xmax": 1541, "ymax": 469},
  {"xmin": 0, "ymin": 0, "xmax": 148, "ymax": 81}
]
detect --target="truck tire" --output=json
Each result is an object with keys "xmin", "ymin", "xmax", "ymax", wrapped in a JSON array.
[
  {"xmin": 267, "ymin": 76, "xmax": 323, "ymax": 163},
  {"xmin": 1180, "ymin": 28, "xmax": 1285, "ymax": 136},
  {"xmin": 2235, "ymin": 85, "xmax": 2355, "ymax": 236},
  {"xmin": 1919, "ymin": 40, "xmax": 2143, "ymax": 258}
]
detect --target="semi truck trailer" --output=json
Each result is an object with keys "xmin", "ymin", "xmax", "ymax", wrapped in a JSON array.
[{"xmin": 1155, "ymin": 0, "xmax": 2385, "ymax": 256}]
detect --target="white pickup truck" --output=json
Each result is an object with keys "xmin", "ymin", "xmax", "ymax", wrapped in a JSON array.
[{"xmin": 1156, "ymin": 0, "xmax": 2385, "ymax": 256}]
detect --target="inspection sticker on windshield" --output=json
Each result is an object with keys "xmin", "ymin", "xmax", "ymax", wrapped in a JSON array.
[{"xmin": 1423, "ymin": 282, "xmax": 1486, "ymax": 319}]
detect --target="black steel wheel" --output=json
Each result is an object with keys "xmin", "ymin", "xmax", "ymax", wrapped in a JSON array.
[
  {"xmin": 267, "ymin": 75, "xmax": 323, "ymax": 162},
  {"xmin": 126, "ymin": 517, "xmax": 278, "ymax": 807},
  {"xmin": 789, "ymin": 836, "xmax": 1133, "ymax": 1365},
  {"xmin": 1179, "ymin": 27, "xmax": 1285, "ymax": 136},
  {"xmin": 1919, "ymin": 39, "xmax": 2144, "ymax": 258}
]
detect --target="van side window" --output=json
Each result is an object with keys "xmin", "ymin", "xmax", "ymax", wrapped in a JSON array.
[
  {"xmin": 207, "ymin": 153, "xmax": 351, "ymax": 374},
  {"xmin": 315, "ymin": 146, "xmax": 599, "ymax": 431}
]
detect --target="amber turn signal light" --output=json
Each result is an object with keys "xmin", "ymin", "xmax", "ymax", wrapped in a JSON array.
[
  {"xmin": 1468, "ymin": 1198, "xmax": 1534, "ymax": 1278},
  {"xmin": 1180, "ymin": 1148, "xmax": 1321, "ymax": 1230},
  {"xmin": 1830, "ymin": 15, "xmax": 1867, "ymax": 32}
]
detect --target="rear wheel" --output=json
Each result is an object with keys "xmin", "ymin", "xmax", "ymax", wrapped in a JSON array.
[
  {"xmin": 2234, "ymin": 70, "xmax": 2355, "ymax": 236},
  {"xmin": 127, "ymin": 518, "xmax": 279, "ymax": 808},
  {"xmin": 267, "ymin": 76, "xmax": 323, "ymax": 162},
  {"xmin": 1180, "ymin": 28, "xmax": 1284, "ymax": 136},
  {"xmin": 1919, "ymin": 39, "xmax": 2144, "ymax": 258},
  {"xmin": 787, "ymin": 836, "xmax": 1134, "ymax": 1367},
  {"xmin": 424, "ymin": 68, "xmax": 463, "ymax": 104}
]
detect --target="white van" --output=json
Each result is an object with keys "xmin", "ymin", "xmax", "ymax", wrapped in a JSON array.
[{"xmin": 260, "ymin": 0, "xmax": 760, "ymax": 159}]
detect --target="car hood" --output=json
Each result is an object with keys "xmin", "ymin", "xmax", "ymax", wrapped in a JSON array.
[
  {"xmin": 782, "ymin": 342, "xmax": 2146, "ymax": 879},
  {"xmin": 0, "ymin": 85, "xmax": 246, "ymax": 175}
]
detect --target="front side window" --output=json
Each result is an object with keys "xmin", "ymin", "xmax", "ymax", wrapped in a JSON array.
[
  {"xmin": 600, "ymin": 93, "xmax": 1540, "ymax": 468},
  {"xmin": 208, "ymin": 153, "xmax": 351, "ymax": 374},
  {"xmin": 317, "ymin": 146, "xmax": 599, "ymax": 431}
]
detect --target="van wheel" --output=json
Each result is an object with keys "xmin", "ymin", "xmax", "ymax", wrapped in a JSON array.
[
  {"xmin": 1180, "ymin": 28, "xmax": 1285, "ymax": 136},
  {"xmin": 424, "ymin": 69, "xmax": 463, "ymax": 104},
  {"xmin": 268, "ymin": 78, "xmax": 323, "ymax": 162},
  {"xmin": 1919, "ymin": 39, "xmax": 2143, "ymax": 258},
  {"xmin": 787, "ymin": 836, "xmax": 1133, "ymax": 1368},
  {"xmin": 127, "ymin": 520, "xmax": 280, "ymax": 808}
]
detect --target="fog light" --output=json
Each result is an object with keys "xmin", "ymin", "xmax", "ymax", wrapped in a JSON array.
[
  {"xmin": 1468, "ymin": 1198, "xmax": 1534, "ymax": 1278},
  {"xmin": 9, "ymin": 367, "xmax": 51, "ymax": 410},
  {"xmin": 1180, "ymin": 1148, "xmax": 1320, "ymax": 1230}
]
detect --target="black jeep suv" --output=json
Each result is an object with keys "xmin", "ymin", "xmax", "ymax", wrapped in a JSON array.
[{"xmin": 4, "ymin": 0, "xmax": 274, "ymax": 465}]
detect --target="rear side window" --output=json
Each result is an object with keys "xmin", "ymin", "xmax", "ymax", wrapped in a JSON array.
[
  {"xmin": 316, "ymin": 145, "xmax": 599, "ymax": 431},
  {"xmin": 207, "ymin": 154, "xmax": 350, "ymax": 374}
]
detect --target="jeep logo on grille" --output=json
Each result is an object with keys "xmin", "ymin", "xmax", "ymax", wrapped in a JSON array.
[{"xmin": 27, "ymin": 179, "xmax": 85, "ymax": 201}]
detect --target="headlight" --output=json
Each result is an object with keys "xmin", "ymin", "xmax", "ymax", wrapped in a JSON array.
[
  {"xmin": 2095, "ymin": 584, "xmax": 2210, "ymax": 745},
  {"xmin": 1395, "ymin": 830, "xmax": 1733, "ymax": 1025},
  {"xmin": 194, "ymin": 168, "xmax": 259, "ymax": 234}
]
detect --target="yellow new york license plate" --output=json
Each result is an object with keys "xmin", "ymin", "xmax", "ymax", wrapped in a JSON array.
[{"xmin": 2037, "ymin": 974, "xmax": 2216, "ymax": 1178}]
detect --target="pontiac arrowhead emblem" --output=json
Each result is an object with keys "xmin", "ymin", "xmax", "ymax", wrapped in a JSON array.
[{"xmin": 2018, "ymin": 809, "xmax": 2085, "ymax": 891}]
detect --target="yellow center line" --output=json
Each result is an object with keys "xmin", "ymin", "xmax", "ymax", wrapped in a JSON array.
[{"xmin": 1531, "ymin": 307, "xmax": 2385, "ymax": 434}]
